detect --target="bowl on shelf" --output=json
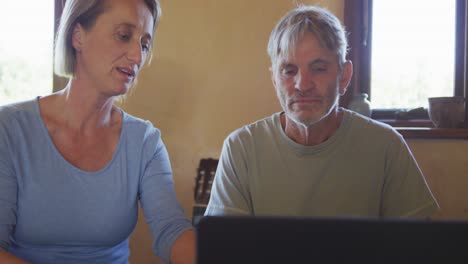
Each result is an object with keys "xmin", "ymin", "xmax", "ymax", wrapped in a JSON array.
[{"xmin": 428, "ymin": 96, "xmax": 465, "ymax": 128}]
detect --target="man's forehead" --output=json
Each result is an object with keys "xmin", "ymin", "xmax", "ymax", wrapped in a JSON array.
[{"xmin": 276, "ymin": 53, "xmax": 331, "ymax": 66}]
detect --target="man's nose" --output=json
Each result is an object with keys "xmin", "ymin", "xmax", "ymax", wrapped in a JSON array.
[{"xmin": 294, "ymin": 71, "xmax": 313, "ymax": 91}]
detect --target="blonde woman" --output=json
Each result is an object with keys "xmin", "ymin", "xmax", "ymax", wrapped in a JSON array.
[{"xmin": 0, "ymin": 0, "xmax": 194, "ymax": 263}]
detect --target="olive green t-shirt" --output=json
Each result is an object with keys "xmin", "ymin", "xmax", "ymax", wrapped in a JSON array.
[{"xmin": 205, "ymin": 109, "xmax": 438, "ymax": 218}]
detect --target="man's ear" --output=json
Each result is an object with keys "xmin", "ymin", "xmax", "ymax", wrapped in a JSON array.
[
  {"xmin": 72, "ymin": 23, "xmax": 84, "ymax": 52},
  {"xmin": 269, "ymin": 66, "xmax": 276, "ymax": 87},
  {"xmin": 339, "ymin": 60, "xmax": 353, "ymax": 95}
]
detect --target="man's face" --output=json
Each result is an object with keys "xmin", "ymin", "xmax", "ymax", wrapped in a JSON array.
[{"xmin": 271, "ymin": 33, "xmax": 350, "ymax": 127}]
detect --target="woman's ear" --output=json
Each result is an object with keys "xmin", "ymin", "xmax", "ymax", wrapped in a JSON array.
[{"xmin": 72, "ymin": 23, "xmax": 84, "ymax": 52}]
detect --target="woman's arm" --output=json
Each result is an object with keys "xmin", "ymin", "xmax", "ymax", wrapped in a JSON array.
[
  {"xmin": 0, "ymin": 112, "xmax": 26, "ymax": 264},
  {"xmin": 0, "ymin": 250, "xmax": 30, "ymax": 264},
  {"xmin": 138, "ymin": 133, "xmax": 195, "ymax": 263},
  {"xmin": 169, "ymin": 230, "xmax": 196, "ymax": 264}
]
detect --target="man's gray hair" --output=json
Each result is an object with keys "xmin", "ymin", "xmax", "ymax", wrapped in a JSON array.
[{"xmin": 267, "ymin": 5, "xmax": 348, "ymax": 70}]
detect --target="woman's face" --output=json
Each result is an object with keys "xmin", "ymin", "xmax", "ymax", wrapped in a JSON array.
[{"xmin": 72, "ymin": 0, "xmax": 154, "ymax": 97}]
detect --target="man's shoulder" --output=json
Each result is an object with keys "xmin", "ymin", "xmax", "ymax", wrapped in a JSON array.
[
  {"xmin": 345, "ymin": 109, "xmax": 401, "ymax": 140},
  {"xmin": 226, "ymin": 113, "xmax": 279, "ymax": 142}
]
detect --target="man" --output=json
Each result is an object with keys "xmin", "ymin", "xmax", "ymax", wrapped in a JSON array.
[{"xmin": 205, "ymin": 6, "xmax": 438, "ymax": 218}]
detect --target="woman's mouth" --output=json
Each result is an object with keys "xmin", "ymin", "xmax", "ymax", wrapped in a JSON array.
[{"xmin": 116, "ymin": 67, "xmax": 135, "ymax": 80}]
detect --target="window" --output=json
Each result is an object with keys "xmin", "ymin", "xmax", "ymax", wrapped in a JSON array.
[
  {"xmin": 343, "ymin": 0, "xmax": 467, "ymax": 129},
  {"xmin": 372, "ymin": 1, "xmax": 455, "ymax": 109},
  {"xmin": 0, "ymin": 1, "xmax": 55, "ymax": 105}
]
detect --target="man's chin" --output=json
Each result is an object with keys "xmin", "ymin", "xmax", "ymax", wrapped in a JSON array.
[{"xmin": 287, "ymin": 111, "xmax": 324, "ymax": 126}]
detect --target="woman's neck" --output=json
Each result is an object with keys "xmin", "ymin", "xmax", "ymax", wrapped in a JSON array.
[{"xmin": 45, "ymin": 81, "xmax": 118, "ymax": 132}]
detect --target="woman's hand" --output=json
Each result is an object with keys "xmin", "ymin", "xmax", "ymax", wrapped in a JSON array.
[
  {"xmin": 169, "ymin": 230, "xmax": 196, "ymax": 264},
  {"xmin": 0, "ymin": 249, "xmax": 30, "ymax": 264}
]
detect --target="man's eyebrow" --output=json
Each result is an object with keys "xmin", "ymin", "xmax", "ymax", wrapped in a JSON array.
[
  {"xmin": 310, "ymin": 58, "xmax": 330, "ymax": 65},
  {"xmin": 279, "ymin": 62, "xmax": 296, "ymax": 68}
]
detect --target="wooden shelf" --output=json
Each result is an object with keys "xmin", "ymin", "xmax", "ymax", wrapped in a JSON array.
[{"xmin": 374, "ymin": 119, "xmax": 468, "ymax": 139}]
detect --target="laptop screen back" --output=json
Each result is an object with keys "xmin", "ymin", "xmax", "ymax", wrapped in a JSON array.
[{"xmin": 196, "ymin": 216, "xmax": 468, "ymax": 264}]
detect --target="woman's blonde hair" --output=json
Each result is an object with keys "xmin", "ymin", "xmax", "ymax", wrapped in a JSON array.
[{"xmin": 54, "ymin": 0, "xmax": 161, "ymax": 78}]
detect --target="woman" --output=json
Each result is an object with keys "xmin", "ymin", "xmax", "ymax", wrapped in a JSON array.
[{"xmin": 0, "ymin": 0, "xmax": 195, "ymax": 263}]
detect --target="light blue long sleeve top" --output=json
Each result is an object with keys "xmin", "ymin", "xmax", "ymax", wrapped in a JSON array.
[{"xmin": 0, "ymin": 98, "xmax": 192, "ymax": 263}]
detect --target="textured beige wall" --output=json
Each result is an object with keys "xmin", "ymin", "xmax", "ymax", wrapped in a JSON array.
[
  {"xmin": 125, "ymin": 1, "xmax": 343, "ymax": 263},
  {"xmin": 407, "ymin": 140, "xmax": 468, "ymax": 220}
]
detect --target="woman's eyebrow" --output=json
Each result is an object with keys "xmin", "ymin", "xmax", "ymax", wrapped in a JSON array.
[{"xmin": 116, "ymin": 22, "xmax": 152, "ymax": 40}]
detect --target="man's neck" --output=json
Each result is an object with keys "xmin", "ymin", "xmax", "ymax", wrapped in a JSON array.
[{"xmin": 280, "ymin": 110, "xmax": 343, "ymax": 146}]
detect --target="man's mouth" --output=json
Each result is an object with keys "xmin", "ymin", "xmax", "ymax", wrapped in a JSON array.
[{"xmin": 292, "ymin": 97, "xmax": 322, "ymax": 104}]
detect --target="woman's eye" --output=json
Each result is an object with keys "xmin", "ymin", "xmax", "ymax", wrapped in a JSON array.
[{"xmin": 142, "ymin": 43, "xmax": 150, "ymax": 52}]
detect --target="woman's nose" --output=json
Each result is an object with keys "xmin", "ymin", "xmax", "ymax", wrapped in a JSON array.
[{"xmin": 127, "ymin": 41, "xmax": 144, "ymax": 66}]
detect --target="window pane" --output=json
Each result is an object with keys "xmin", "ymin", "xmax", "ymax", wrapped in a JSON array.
[
  {"xmin": 0, "ymin": 1, "xmax": 53, "ymax": 105},
  {"xmin": 371, "ymin": 0, "xmax": 455, "ymax": 109}
]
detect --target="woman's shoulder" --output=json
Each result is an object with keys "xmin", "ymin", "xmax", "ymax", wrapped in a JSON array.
[
  {"xmin": 119, "ymin": 111, "xmax": 168, "ymax": 162},
  {"xmin": 121, "ymin": 110, "xmax": 162, "ymax": 141},
  {"xmin": 0, "ymin": 98, "xmax": 38, "ymax": 124}
]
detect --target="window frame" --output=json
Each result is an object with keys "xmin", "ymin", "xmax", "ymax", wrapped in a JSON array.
[
  {"xmin": 55, "ymin": 0, "xmax": 65, "ymax": 32},
  {"xmin": 53, "ymin": 0, "xmax": 67, "ymax": 92},
  {"xmin": 342, "ymin": 0, "xmax": 468, "ymax": 130}
]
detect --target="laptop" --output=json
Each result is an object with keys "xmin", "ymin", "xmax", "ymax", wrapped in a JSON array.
[{"xmin": 196, "ymin": 216, "xmax": 468, "ymax": 264}]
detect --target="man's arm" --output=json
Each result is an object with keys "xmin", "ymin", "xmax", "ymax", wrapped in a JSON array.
[
  {"xmin": 205, "ymin": 136, "xmax": 252, "ymax": 216},
  {"xmin": 381, "ymin": 133, "xmax": 439, "ymax": 218}
]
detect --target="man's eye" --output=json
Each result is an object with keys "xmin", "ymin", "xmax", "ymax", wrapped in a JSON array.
[
  {"xmin": 118, "ymin": 33, "xmax": 131, "ymax": 41},
  {"xmin": 313, "ymin": 67, "xmax": 327, "ymax": 72},
  {"xmin": 281, "ymin": 68, "xmax": 296, "ymax": 76}
]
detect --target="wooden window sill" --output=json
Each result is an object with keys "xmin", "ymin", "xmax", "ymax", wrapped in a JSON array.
[
  {"xmin": 378, "ymin": 119, "xmax": 468, "ymax": 139},
  {"xmin": 396, "ymin": 127, "xmax": 468, "ymax": 139}
]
